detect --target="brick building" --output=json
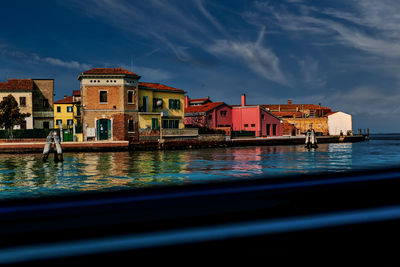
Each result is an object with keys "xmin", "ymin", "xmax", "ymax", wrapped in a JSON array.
[
  {"xmin": 263, "ymin": 100, "xmax": 332, "ymax": 135},
  {"xmin": 78, "ymin": 68, "xmax": 139, "ymax": 141},
  {"xmin": 0, "ymin": 79, "xmax": 54, "ymax": 129}
]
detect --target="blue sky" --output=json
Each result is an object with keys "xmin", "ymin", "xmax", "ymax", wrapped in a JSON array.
[{"xmin": 0, "ymin": 0, "xmax": 399, "ymax": 133}]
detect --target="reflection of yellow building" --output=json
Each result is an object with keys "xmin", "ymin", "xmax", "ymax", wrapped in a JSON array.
[{"xmin": 138, "ymin": 82, "xmax": 185, "ymax": 131}]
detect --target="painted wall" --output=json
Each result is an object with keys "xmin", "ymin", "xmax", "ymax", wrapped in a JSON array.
[
  {"xmin": 232, "ymin": 106, "xmax": 282, "ymax": 137},
  {"xmin": 284, "ymin": 117, "xmax": 328, "ymax": 135},
  {"xmin": 207, "ymin": 105, "xmax": 232, "ymax": 128},
  {"xmin": 328, "ymin": 112, "xmax": 353, "ymax": 135},
  {"xmin": 54, "ymin": 103, "xmax": 79, "ymax": 129},
  {"xmin": 0, "ymin": 92, "xmax": 33, "ymax": 129},
  {"xmin": 138, "ymin": 89, "xmax": 185, "ymax": 130}
]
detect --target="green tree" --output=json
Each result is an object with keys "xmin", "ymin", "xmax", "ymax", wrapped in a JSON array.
[{"xmin": 0, "ymin": 95, "xmax": 31, "ymax": 139}]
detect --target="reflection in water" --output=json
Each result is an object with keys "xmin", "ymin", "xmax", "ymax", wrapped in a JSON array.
[{"xmin": 1, "ymin": 138, "xmax": 400, "ymax": 199}]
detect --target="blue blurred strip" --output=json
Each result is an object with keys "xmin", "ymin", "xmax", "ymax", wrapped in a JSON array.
[
  {"xmin": 1, "ymin": 204, "xmax": 400, "ymax": 264},
  {"xmin": 0, "ymin": 170, "xmax": 399, "ymax": 214}
]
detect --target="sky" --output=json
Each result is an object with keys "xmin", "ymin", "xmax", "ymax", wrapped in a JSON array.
[{"xmin": 0, "ymin": 0, "xmax": 399, "ymax": 133}]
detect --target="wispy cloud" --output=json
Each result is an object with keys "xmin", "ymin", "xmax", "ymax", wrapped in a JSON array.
[
  {"xmin": 0, "ymin": 43, "xmax": 91, "ymax": 70},
  {"xmin": 208, "ymin": 26, "xmax": 286, "ymax": 85},
  {"xmin": 250, "ymin": 0, "xmax": 400, "ymax": 58},
  {"xmin": 64, "ymin": 0, "xmax": 285, "ymax": 84}
]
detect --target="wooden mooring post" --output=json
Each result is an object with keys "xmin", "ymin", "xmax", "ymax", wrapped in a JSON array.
[{"xmin": 42, "ymin": 130, "xmax": 63, "ymax": 162}]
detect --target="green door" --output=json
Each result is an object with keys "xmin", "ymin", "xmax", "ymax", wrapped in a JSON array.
[
  {"xmin": 63, "ymin": 129, "xmax": 73, "ymax": 141},
  {"xmin": 97, "ymin": 119, "xmax": 110, "ymax": 140}
]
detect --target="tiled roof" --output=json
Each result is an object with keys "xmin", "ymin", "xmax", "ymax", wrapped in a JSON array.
[
  {"xmin": 262, "ymin": 104, "xmax": 331, "ymax": 111},
  {"xmin": 325, "ymin": 111, "xmax": 339, "ymax": 116},
  {"xmin": 0, "ymin": 79, "xmax": 34, "ymax": 90},
  {"xmin": 138, "ymin": 82, "xmax": 184, "ymax": 93},
  {"xmin": 189, "ymin": 97, "xmax": 211, "ymax": 103},
  {"xmin": 185, "ymin": 102, "xmax": 227, "ymax": 113},
  {"xmin": 55, "ymin": 96, "xmax": 74, "ymax": 104},
  {"xmin": 72, "ymin": 90, "xmax": 81, "ymax": 96},
  {"xmin": 81, "ymin": 68, "xmax": 138, "ymax": 76},
  {"xmin": 271, "ymin": 111, "xmax": 303, "ymax": 118}
]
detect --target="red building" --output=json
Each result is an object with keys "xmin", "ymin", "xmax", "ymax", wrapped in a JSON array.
[
  {"xmin": 232, "ymin": 94, "xmax": 283, "ymax": 137},
  {"xmin": 184, "ymin": 96, "xmax": 232, "ymax": 129}
]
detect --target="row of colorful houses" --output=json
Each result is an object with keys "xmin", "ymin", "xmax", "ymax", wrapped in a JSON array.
[{"xmin": 0, "ymin": 67, "xmax": 353, "ymax": 141}]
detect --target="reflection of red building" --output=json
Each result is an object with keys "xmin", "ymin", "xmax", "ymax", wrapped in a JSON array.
[
  {"xmin": 232, "ymin": 94, "xmax": 282, "ymax": 137},
  {"xmin": 184, "ymin": 96, "xmax": 232, "ymax": 128}
]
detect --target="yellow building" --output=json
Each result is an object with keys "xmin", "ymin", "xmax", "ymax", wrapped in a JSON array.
[
  {"xmin": 54, "ymin": 95, "xmax": 77, "ymax": 129},
  {"xmin": 137, "ymin": 82, "xmax": 185, "ymax": 131}
]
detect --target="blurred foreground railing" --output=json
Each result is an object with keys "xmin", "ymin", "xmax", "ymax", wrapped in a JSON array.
[{"xmin": 1, "ymin": 166, "xmax": 400, "ymax": 264}]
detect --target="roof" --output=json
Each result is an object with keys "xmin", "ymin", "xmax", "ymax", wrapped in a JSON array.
[
  {"xmin": 185, "ymin": 102, "xmax": 228, "ymax": 113},
  {"xmin": 325, "ymin": 111, "xmax": 339, "ymax": 116},
  {"xmin": 262, "ymin": 104, "xmax": 331, "ymax": 111},
  {"xmin": 138, "ymin": 82, "xmax": 184, "ymax": 93},
  {"xmin": 72, "ymin": 90, "xmax": 81, "ymax": 96},
  {"xmin": 81, "ymin": 68, "xmax": 139, "ymax": 76},
  {"xmin": 0, "ymin": 79, "xmax": 34, "ymax": 91},
  {"xmin": 55, "ymin": 96, "xmax": 74, "ymax": 104},
  {"xmin": 271, "ymin": 111, "xmax": 303, "ymax": 118},
  {"xmin": 189, "ymin": 97, "xmax": 211, "ymax": 105}
]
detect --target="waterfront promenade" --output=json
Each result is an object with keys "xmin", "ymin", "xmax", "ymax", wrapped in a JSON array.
[{"xmin": 0, "ymin": 135, "xmax": 366, "ymax": 153}]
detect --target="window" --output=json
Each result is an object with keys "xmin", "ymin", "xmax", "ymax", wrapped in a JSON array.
[
  {"xmin": 168, "ymin": 99, "xmax": 181, "ymax": 110},
  {"xmin": 267, "ymin": 124, "xmax": 271, "ymax": 136},
  {"xmin": 43, "ymin": 99, "xmax": 49, "ymax": 108},
  {"xmin": 67, "ymin": 106, "xmax": 73, "ymax": 113},
  {"xmin": 100, "ymin": 91, "xmax": 107, "ymax": 103},
  {"xmin": 272, "ymin": 124, "xmax": 277, "ymax": 136},
  {"xmin": 151, "ymin": 118, "xmax": 159, "ymax": 130},
  {"xmin": 208, "ymin": 114, "xmax": 212, "ymax": 120},
  {"xmin": 153, "ymin": 98, "xmax": 163, "ymax": 109},
  {"xmin": 244, "ymin": 124, "xmax": 248, "ymax": 127},
  {"xmin": 56, "ymin": 119, "xmax": 62, "ymax": 126},
  {"xmin": 262, "ymin": 115, "xmax": 265, "ymax": 120},
  {"xmin": 128, "ymin": 91, "xmax": 134, "ymax": 104},
  {"xmin": 57, "ymin": 106, "xmax": 61, "ymax": 113},
  {"xmin": 19, "ymin": 97, "xmax": 26, "ymax": 107},
  {"xmin": 251, "ymin": 124, "xmax": 256, "ymax": 127},
  {"xmin": 43, "ymin": 121, "xmax": 50, "ymax": 129},
  {"xmin": 162, "ymin": 119, "xmax": 179, "ymax": 129},
  {"xmin": 128, "ymin": 120, "xmax": 134, "ymax": 132},
  {"xmin": 67, "ymin": 119, "xmax": 74, "ymax": 126},
  {"xmin": 220, "ymin": 110, "xmax": 227, "ymax": 117}
]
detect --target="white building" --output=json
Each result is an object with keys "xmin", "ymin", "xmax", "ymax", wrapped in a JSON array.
[{"xmin": 327, "ymin": 111, "xmax": 353, "ymax": 135}]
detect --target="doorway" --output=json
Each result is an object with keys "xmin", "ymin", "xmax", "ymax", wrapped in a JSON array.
[{"xmin": 97, "ymin": 119, "xmax": 111, "ymax": 140}]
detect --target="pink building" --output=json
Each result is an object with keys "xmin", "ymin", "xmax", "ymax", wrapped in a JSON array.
[
  {"xmin": 184, "ymin": 96, "xmax": 232, "ymax": 128},
  {"xmin": 232, "ymin": 94, "xmax": 283, "ymax": 137}
]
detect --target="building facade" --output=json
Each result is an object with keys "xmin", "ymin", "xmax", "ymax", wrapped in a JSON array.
[
  {"xmin": 54, "ymin": 95, "xmax": 76, "ymax": 129},
  {"xmin": 327, "ymin": 111, "xmax": 353, "ymax": 135},
  {"xmin": 0, "ymin": 79, "xmax": 54, "ymax": 129},
  {"xmin": 184, "ymin": 98, "xmax": 232, "ymax": 129},
  {"xmin": 263, "ymin": 100, "xmax": 332, "ymax": 135},
  {"xmin": 138, "ymin": 82, "xmax": 185, "ymax": 132},
  {"xmin": 232, "ymin": 94, "xmax": 282, "ymax": 137},
  {"xmin": 78, "ymin": 68, "xmax": 139, "ymax": 141}
]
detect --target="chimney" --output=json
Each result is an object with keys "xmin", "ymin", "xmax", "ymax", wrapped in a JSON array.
[
  {"xmin": 241, "ymin": 93, "xmax": 246, "ymax": 106},
  {"xmin": 64, "ymin": 95, "xmax": 67, "ymax": 99},
  {"xmin": 288, "ymin": 100, "xmax": 292, "ymax": 105},
  {"xmin": 184, "ymin": 96, "xmax": 189, "ymax": 109}
]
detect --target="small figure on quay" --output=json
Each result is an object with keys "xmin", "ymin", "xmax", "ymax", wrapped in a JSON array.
[
  {"xmin": 305, "ymin": 125, "xmax": 318, "ymax": 149},
  {"xmin": 42, "ymin": 130, "xmax": 63, "ymax": 162}
]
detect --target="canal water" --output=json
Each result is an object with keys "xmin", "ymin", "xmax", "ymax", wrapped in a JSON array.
[{"xmin": 0, "ymin": 134, "xmax": 399, "ymax": 199}]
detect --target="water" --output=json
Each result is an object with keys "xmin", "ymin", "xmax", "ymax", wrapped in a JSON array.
[{"xmin": 0, "ymin": 134, "xmax": 400, "ymax": 199}]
